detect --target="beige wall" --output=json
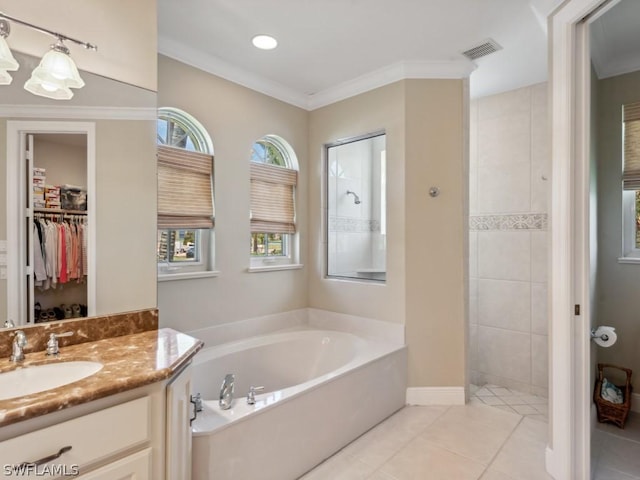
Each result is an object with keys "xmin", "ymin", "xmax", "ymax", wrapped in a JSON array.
[
  {"xmin": 404, "ymin": 79, "xmax": 468, "ymax": 387},
  {"xmin": 156, "ymin": 55, "xmax": 309, "ymax": 332},
  {"xmin": 308, "ymin": 82, "xmax": 406, "ymax": 324},
  {"xmin": 95, "ymin": 120, "xmax": 157, "ymax": 314},
  {"xmin": 0, "ymin": 0, "xmax": 157, "ymax": 91},
  {"xmin": 309, "ymin": 79, "xmax": 468, "ymax": 388},
  {"xmin": 595, "ymin": 69, "xmax": 640, "ymax": 390}
]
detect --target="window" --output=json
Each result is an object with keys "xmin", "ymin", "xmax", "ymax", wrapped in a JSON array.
[
  {"xmin": 621, "ymin": 101, "xmax": 640, "ymax": 262},
  {"xmin": 157, "ymin": 108, "xmax": 215, "ymax": 276},
  {"xmin": 249, "ymin": 135, "xmax": 300, "ymax": 269}
]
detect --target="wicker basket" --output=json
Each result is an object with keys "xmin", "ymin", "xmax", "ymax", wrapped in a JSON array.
[{"xmin": 594, "ymin": 363, "xmax": 632, "ymax": 429}]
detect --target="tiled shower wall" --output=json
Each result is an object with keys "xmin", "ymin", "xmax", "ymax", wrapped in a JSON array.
[{"xmin": 469, "ymin": 83, "xmax": 550, "ymax": 397}]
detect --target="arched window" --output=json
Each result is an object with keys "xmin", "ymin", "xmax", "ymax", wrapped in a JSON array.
[
  {"xmin": 157, "ymin": 108, "xmax": 215, "ymax": 275},
  {"xmin": 249, "ymin": 135, "xmax": 299, "ymax": 268}
]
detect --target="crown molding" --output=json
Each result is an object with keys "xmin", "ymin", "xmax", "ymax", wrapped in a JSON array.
[
  {"xmin": 307, "ymin": 60, "xmax": 476, "ymax": 110},
  {"xmin": 159, "ymin": 36, "xmax": 476, "ymax": 111},
  {"xmin": 158, "ymin": 36, "xmax": 309, "ymax": 110},
  {"xmin": 0, "ymin": 105, "xmax": 156, "ymax": 120}
]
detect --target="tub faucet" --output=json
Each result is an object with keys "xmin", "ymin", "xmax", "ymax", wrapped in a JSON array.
[
  {"xmin": 10, "ymin": 330, "xmax": 27, "ymax": 362},
  {"xmin": 219, "ymin": 374, "xmax": 235, "ymax": 410},
  {"xmin": 247, "ymin": 385, "xmax": 265, "ymax": 405}
]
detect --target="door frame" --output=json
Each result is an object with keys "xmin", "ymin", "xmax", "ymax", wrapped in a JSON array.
[
  {"xmin": 547, "ymin": 0, "xmax": 619, "ymax": 478},
  {"xmin": 6, "ymin": 120, "xmax": 96, "ymax": 324}
]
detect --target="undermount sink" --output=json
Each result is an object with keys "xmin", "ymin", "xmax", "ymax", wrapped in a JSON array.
[{"xmin": 0, "ymin": 361, "xmax": 103, "ymax": 401}]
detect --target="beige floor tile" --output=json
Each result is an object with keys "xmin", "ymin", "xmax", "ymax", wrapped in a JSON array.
[
  {"xmin": 493, "ymin": 405, "xmax": 518, "ymax": 414},
  {"xmin": 480, "ymin": 396, "xmax": 507, "ymax": 406},
  {"xmin": 299, "ymin": 451, "xmax": 376, "ymax": 480},
  {"xmin": 341, "ymin": 406, "xmax": 448, "ymax": 469},
  {"xmin": 488, "ymin": 387, "xmax": 512, "ymax": 396},
  {"xmin": 511, "ymin": 404, "xmax": 539, "ymax": 415},
  {"xmin": 521, "ymin": 395, "xmax": 547, "ymax": 405},
  {"xmin": 480, "ymin": 469, "xmax": 518, "ymax": 480},
  {"xmin": 421, "ymin": 412, "xmax": 515, "ymax": 464},
  {"xmin": 490, "ymin": 420, "xmax": 552, "ymax": 480},
  {"xmin": 367, "ymin": 471, "xmax": 398, "ymax": 480},
  {"xmin": 476, "ymin": 387, "xmax": 496, "ymax": 397},
  {"xmin": 593, "ymin": 464, "xmax": 640, "ymax": 480},
  {"xmin": 597, "ymin": 433, "xmax": 640, "ymax": 476},
  {"xmin": 500, "ymin": 395, "xmax": 530, "ymax": 406},
  {"xmin": 380, "ymin": 436, "xmax": 486, "ymax": 480},
  {"xmin": 444, "ymin": 403, "xmax": 522, "ymax": 432}
]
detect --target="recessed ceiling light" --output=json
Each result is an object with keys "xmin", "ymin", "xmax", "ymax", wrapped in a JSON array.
[{"xmin": 252, "ymin": 34, "xmax": 278, "ymax": 50}]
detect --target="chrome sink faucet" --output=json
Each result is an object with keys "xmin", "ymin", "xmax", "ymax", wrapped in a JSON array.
[
  {"xmin": 46, "ymin": 331, "xmax": 74, "ymax": 356},
  {"xmin": 219, "ymin": 374, "xmax": 235, "ymax": 410},
  {"xmin": 10, "ymin": 330, "xmax": 27, "ymax": 362}
]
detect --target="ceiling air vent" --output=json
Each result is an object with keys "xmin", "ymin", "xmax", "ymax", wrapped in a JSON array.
[{"xmin": 462, "ymin": 39, "xmax": 502, "ymax": 61}]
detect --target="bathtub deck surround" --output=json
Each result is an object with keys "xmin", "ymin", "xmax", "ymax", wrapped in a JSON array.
[
  {"xmin": 190, "ymin": 327, "xmax": 407, "ymax": 480},
  {"xmin": 186, "ymin": 307, "xmax": 404, "ymax": 351}
]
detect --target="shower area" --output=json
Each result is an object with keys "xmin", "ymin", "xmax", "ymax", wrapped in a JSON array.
[
  {"xmin": 326, "ymin": 132, "xmax": 386, "ymax": 282},
  {"xmin": 468, "ymin": 83, "xmax": 550, "ymax": 406}
]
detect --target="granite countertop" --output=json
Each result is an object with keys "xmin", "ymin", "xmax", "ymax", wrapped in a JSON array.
[{"xmin": 0, "ymin": 328, "xmax": 204, "ymax": 427}]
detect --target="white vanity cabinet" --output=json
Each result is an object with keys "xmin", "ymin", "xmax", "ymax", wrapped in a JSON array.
[
  {"xmin": 166, "ymin": 364, "xmax": 193, "ymax": 480},
  {"xmin": 76, "ymin": 449, "xmax": 152, "ymax": 480},
  {"xmin": 0, "ymin": 397, "xmax": 152, "ymax": 479}
]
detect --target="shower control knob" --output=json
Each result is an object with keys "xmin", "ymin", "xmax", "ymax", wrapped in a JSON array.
[{"xmin": 429, "ymin": 186, "xmax": 440, "ymax": 197}]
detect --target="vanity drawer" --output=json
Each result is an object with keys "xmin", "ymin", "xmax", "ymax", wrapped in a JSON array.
[{"xmin": 0, "ymin": 397, "xmax": 150, "ymax": 476}]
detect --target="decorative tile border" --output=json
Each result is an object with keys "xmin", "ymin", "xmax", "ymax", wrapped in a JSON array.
[
  {"xmin": 329, "ymin": 216, "xmax": 381, "ymax": 233},
  {"xmin": 470, "ymin": 213, "xmax": 547, "ymax": 231}
]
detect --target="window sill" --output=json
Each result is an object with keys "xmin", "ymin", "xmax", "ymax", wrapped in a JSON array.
[
  {"xmin": 158, "ymin": 270, "xmax": 221, "ymax": 282},
  {"xmin": 618, "ymin": 256, "xmax": 640, "ymax": 264},
  {"xmin": 247, "ymin": 263, "xmax": 304, "ymax": 273}
]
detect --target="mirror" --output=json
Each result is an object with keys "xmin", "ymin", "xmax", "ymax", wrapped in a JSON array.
[
  {"xmin": 0, "ymin": 51, "xmax": 157, "ymax": 325},
  {"xmin": 325, "ymin": 131, "xmax": 386, "ymax": 282}
]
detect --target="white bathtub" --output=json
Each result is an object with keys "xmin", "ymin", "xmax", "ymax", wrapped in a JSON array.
[{"xmin": 191, "ymin": 328, "xmax": 407, "ymax": 480}]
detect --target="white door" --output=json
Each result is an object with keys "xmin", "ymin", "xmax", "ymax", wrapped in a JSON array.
[{"xmin": 166, "ymin": 365, "xmax": 193, "ymax": 480}]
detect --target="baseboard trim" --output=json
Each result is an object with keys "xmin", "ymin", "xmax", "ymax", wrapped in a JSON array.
[{"xmin": 406, "ymin": 387, "xmax": 465, "ymax": 406}]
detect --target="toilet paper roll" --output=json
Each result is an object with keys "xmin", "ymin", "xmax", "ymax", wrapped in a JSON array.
[{"xmin": 593, "ymin": 326, "xmax": 617, "ymax": 348}]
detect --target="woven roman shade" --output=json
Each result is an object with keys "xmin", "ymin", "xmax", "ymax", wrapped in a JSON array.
[
  {"xmin": 250, "ymin": 162, "xmax": 297, "ymax": 234},
  {"xmin": 623, "ymin": 102, "xmax": 640, "ymax": 190},
  {"xmin": 158, "ymin": 145, "xmax": 214, "ymax": 229}
]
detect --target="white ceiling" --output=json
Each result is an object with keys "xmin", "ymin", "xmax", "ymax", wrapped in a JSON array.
[{"xmin": 158, "ymin": 0, "xmax": 563, "ymax": 109}]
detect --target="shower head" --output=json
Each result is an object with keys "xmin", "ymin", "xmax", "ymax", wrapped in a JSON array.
[{"xmin": 346, "ymin": 190, "xmax": 361, "ymax": 205}]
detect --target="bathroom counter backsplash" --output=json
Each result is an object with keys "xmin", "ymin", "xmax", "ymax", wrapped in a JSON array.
[
  {"xmin": 0, "ymin": 328, "xmax": 204, "ymax": 427},
  {"xmin": 0, "ymin": 308, "xmax": 159, "ymax": 358}
]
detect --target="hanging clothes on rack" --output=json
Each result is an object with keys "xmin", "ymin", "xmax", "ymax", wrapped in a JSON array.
[{"xmin": 33, "ymin": 212, "xmax": 88, "ymax": 290}]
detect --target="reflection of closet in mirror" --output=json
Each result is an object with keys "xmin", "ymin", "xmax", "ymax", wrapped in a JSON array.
[
  {"xmin": 6, "ymin": 122, "xmax": 95, "ymax": 325},
  {"xmin": 326, "ymin": 131, "xmax": 386, "ymax": 282},
  {"xmin": 31, "ymin": 134, "xmax": 88, "ymax": 323}
]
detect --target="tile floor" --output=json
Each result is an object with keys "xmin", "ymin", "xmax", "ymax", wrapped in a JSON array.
[
  {"xmin": 300, "ymin": 396, "xmax": 552, "ymax": 479},
  {"xmin": 469, "ymin": 384, "xmax": 548, "ymax": 422},
  {"xmin": 300, "ymin": 384, "xmax": 640, "ymax": 479},
  {"xmin": 593, "ymin": 411, "xmax": 640, "ymax": 479}
]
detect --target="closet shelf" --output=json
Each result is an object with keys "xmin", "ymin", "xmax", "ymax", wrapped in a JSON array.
[{"xmin": 34, "ymin": 208, "xmax": 87, "ymax": 215}]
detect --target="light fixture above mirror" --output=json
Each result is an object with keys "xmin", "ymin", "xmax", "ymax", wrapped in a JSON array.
[{"xmin": 0, "ymin": 11, "xmax": 97, "ymax": 100}]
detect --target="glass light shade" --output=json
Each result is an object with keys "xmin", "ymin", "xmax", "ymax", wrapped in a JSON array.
[
  {"xmin": 0, "ymin": 69, "xmax": 12, "ymax": 85},
  {"xmin": 24, "ymin": 75, "xmax": 73, "ymax": 100},
  {"xmin": 0, "ymin": 36, "xmax": 18, "ymax": 71},
  {"xmin": 32, "ymin": 48, "xmax": 84, "ymax": 89}
]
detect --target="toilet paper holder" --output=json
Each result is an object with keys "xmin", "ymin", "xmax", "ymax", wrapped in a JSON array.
[{"xmin": 591, "ymin": 328, "xmax": 611, "ymax": 342}]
